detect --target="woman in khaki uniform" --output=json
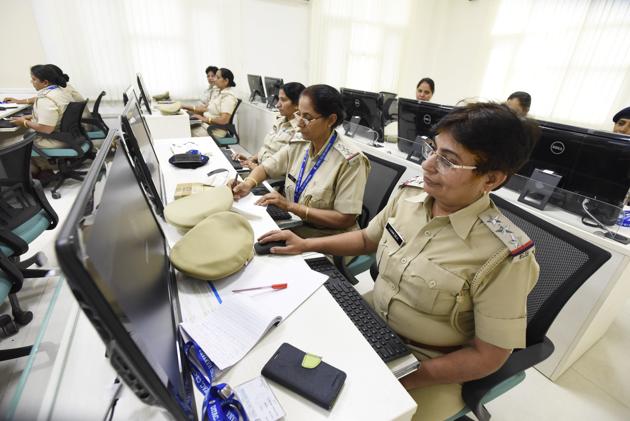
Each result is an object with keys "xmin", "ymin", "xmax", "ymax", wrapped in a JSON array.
[
  {"xmin": 182, "ymin": 65, "xmax": 219, "ymax": 114},
  {"xmin": 190, "ymin": 67, "xmax": 238, "ymax": 138},
  {"xmin": 2, "ymin": 65, "xmax": 73, "ymax": 154},
  {"xmin": 232, "ymin": 84, "xmax": 370, "ymax": 239},
  {"xmin": 233, "ymin": 82, "xmax": 305, "ymax": 170},
  {"xmin": 258, "ymin": 102, "xmax": 540, "ymax": 420}
]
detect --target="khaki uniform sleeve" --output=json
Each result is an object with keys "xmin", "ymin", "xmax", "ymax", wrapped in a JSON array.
[
  {"xmin": 261, "ymin": 144, "xmax": 291, "ymax": 179},
  {"xmin": 332, "ymin": 155, "xmax": 370, "ymax": 214},
  {"xmin": 473, "ymin": 252, "xmax": 539, "ymax": 349},
  {"xmin": 35, "ymin": 97, "xmax": 60, "ymax": 127},
  {"xmin": 219, "ymin": 94, "xmax": 238, "ymax": 115},
  {"xmin": 365, "ymin": 186, "xmax": 405, "ymax": 244}
]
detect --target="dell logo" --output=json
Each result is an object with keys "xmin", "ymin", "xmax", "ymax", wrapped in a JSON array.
[
  {"xmin": 423, "ymin": 114, "xmax": 432, "ymax": 125},
  {"xmin": 550, "ymin": 141, "xmax": 565, "ymax": 155}
]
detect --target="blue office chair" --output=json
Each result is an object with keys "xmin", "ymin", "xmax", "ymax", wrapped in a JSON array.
[
  {"xmin": 31, "ymin": 100, "xmax": 95, "ymax": 199},
  {"xmin": 1, "ymin": 137, "xmax": 59, "ymax": 354},
  {"xmin": 82, "ymin": 90, "xmax": 109, "ymax": 140},
  {"xmin": 333, "ymin": 152, "xmax": 406, "ymax": 280},
  {"xmin": 339, "ymin": 192, "xmax": 612, "ymax": 420},
  {"xmin": 207, "ymin": 98, "xmax": 243, "ymax": 147}
]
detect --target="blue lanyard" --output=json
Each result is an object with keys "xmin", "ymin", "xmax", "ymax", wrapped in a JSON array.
[
  {"xmin": 293, "ymin": 131, "xmax": 337, "ymax": 203},
  {"xmin": 184, "ymin": 341, "xmax": 249, "ymax": 421}
]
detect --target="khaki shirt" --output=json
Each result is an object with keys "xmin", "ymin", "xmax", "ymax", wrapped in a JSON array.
[
  {"xmin": 33, "ymin": 86, "xmax": 73, "ymax": 129},
  {"xmin": 63, "ymin": 83, "xmax": 85, "ymax": 102},
  {"xmin": 262, "ymin": 130, "xmax": 370, "ymax": 238},
  {"xmin": 365, "ymin": 179, "xmax": 539, "ymax": 350},
  {"xmin": 202, "ymin": 87, "xmax": 238, "ymax": 138},
  {"xmin": 257, "ymin": 115, "xmax": 300, "ymax": 164},
  {"xmin": 200, "ymin": 86, "xmax": 220, "ymax": 106}
]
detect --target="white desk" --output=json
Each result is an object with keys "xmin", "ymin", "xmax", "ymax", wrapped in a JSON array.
[{"xmin": 144, "ymin": 110, "xmax": 191, "ymax": 140}]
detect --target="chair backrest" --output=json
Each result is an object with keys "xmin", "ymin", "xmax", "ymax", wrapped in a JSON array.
[
  {"xmin": 60, "ymin": 100, "xmax": 89, "ymax": 140},
  {"xmin": 228, "ymin": 98, "xmax": 243, "ymax": 126},
  {"xmin": 0, "ymin": 137, "xmax": 58, "ymax": 240},
  {"xmin": 490, "ymin": 193, "xmax": 611, "ymax": 346},
  {"xmin": 92, "ymin": 90, "xmax": 106, "ymax": 114},
  {"xmin": 359, "ymin": 153, "xmax": 406, "ymax": 228}
]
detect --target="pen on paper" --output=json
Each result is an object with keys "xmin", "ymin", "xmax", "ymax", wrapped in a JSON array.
[{"xmin": 232, "ymin": 283, "xmax": 288, "ymax": 293}]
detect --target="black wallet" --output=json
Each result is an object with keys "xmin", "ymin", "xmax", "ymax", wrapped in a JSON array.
[
  {"xmin": 168, "ymin": 153, "xmax": 209, "ymax": 168},
  {"xmin": 261, "ymin": 343, "xmax": 346, "ymax": 410}
]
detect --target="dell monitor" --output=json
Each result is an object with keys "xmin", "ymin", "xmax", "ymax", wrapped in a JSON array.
[
  {"xmin": 136, "ymin": 72, "xmax": 152, "ymax": 114},
  {"xmin": 506, "ymin": 121, "xmax": 630, "ymax": 224},
  {"xmin": 397, "ymin": 98, "xmax": 453, "ymax": 156},
  {"xmin": 120, "ymin": 98, "xmax": 165, "ymax": 216},
  {"xmin": 340, "ymin": 88, "xmax": 384, "ymax": 142},
  {"xmin": 55, "ymin": 130, "xmax": 196, "ymax": 420},
  {"xmin": 264, "ymin": 76, "xmax": 283, "ymax": 108},
  {"xmin": 247, "ymin": 74, "xmax": 265, "ymax": 103}
]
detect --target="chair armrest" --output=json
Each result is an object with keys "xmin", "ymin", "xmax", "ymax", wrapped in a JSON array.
[
  {"xmin": 461, "ymin": 337, "xmax": 555, "ymax": 421},
  {"xmin": 0, "ymin": 252, "xmax": 23, "ymax": 293},
  {"xmin": 32, "ymin": 180, "xmax": 59, "ymax": 229},
  {"xmin": 332, "ymin": 255, "xmax": 360, "ymax": 285},
  {"xmin": 0, "ymin": 229, "xmax": 28, "ymax": 256},
  {"xmin": 206, "ymin": 122, "xmax": 231, "ymax": 131}
]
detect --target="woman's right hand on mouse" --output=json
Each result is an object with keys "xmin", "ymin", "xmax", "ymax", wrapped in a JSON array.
[{"xmin": 257, "ymin": 230, "xmax": 306, "ymax": 255}]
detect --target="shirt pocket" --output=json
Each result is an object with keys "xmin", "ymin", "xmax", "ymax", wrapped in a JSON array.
[
  {"xmin": 306, "ymin": 186, "xmax": 334, "ymax": 209},
  {"xmin": 401, "ymin": 254, "xmax": 467, "ymax": 316},
  {"xmin": 376, "ymin": 218, "xmax": 402, "ymax": 278}
]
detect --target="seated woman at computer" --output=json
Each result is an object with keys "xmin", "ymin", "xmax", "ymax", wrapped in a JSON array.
[
  {"xmin": 231, "ymin": 84, "xmax": 370, "ymax": 238},
  {"xmin": 233, "ymin": 82, "xmax": 305, "ymax": 169},
  {"xmin": 257, "ymin": 102, "xmax": 540, "ymax": 421},
  {"xmin": 2, "ymin": 64, "xmax": 73, "ymax": 154},
  {"xmin": 505, "ymin": 91, "xmax": 531, "ymax": 117},
  {"xmin": 612, "ymin": 106, "xmax": 630, "ymax": 135},
  {"xmin": 416, "ymin": 77, "xmax": 435, "ymax": 101},
  {"xmin": 3, "ymin": 64, "xmax": 84, "ymax": 105},
  {"xmin": 190, "ymin": 67, "xmax": 238, "ymax": 138},
  {"xmin": 181, "ymin": 65, "xmax": 219, "ymax": 114}
]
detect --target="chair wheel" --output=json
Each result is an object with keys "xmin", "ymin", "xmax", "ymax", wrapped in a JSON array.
[
  {"xmin": 0, "ymin": 315, "xmax": 18, "ymax": 337},
  {"xmin": 14, "ymin": 310, "xmax": 33, "ymax": 326},
  {"xmin": 52, "ymin": 191, "xmax": 61, "ymax": 199}
]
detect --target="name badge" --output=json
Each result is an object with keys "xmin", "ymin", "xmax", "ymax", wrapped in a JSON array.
[
  {"xmin": 385, "ymin": 222, "xmax": 404, "ymax": 246},
  {"xmin": 287, "ymin": 173, "xmax": 296, "ymax": 183}
]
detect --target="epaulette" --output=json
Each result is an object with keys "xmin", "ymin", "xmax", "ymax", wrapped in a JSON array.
[
  {"xmin": 333, "ymin": 139, "xmax": 362, "ymax": 162},
  {"xmin": 479, "ymin": 209, "xmax": 534, "ymax": 259},
  {"xmin": 399, "ymin": 177, "xmax": 423, "ymax": 189}
]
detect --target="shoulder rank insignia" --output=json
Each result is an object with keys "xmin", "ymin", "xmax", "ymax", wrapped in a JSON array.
[
  {"xmin": 479, "ymin": 210, "xmax": 534, "ymax": 258},
  {"xmin": 333, "ymin": 140, "xmax": 361, "ymax": 162},
  {"xmin": 399, "ymin": 177, "xmax": 423, "ymax": 189}
]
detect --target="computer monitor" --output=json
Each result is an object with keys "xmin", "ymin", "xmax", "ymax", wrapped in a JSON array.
[
  {"xmin": 55, "ymin": 130, "xmax": 196, "ymax": 420},
  {"xmin": 397, "ymin": 98, "xmax": 453, "ymax": 155},
  {"xmin": 120, "ymin": 98, "xmax": 165, "ymax": 216},
  {"xmin": 247, "ymin": 74, "xmax": 265, "ymax": 103},
  {"xmin": 507, "ymin": 121, "xmax": 630, "ymax": 223},
  {"xmin": 136, "ymin": 72, "xmax": 152, "ymax": 115},
  {"xmin": 264, "ymin": 76, "xmax": 283, "ymax": 108},
  {"xmin": 340, "ymin": 88, "xmax": 384, "ymax": 142}
]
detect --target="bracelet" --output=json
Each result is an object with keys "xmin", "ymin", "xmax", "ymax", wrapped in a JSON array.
[
  {"xmin": 207, "ymin": 117, "xmax": 212, "ymax": 124},
  {"xmin": 23, "ymin": 120, "xmax": 29, "ymax": 128},
  {"xmin": 244, "ymin": 177, "xmax": 258, "ymax": 188},
  {"xmin": 304, "ymin": 205, "xmax": 310, "ymax": 222}
]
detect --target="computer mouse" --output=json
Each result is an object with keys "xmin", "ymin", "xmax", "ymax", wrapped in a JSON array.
[
  {"xmin": 254, "ymin": 240, "xmax": 287, "ymax": 255},
  {"xmin": 207, "ymin": 168, "xmax": 228, "ymax": 177}
]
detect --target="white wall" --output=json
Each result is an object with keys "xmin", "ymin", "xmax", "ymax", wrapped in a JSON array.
[{"xmin": 0, "ymin": 0, "xmax": 46, "ymax": 90}]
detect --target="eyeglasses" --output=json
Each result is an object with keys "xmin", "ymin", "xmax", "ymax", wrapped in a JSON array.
[
  {"xmin": 420, "ymin": 138, "xmax": 477, "ymax": 172},
  {"xmin": 294, "ymin": 111, "xmax": 324, "ymax": 125}
]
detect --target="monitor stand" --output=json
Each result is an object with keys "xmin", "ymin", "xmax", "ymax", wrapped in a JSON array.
[
  {"xmin": 249, "ymin": 90, "xmax": 264, "ymax": 103},
  {"xmin": 266, "ymin": 95, "xmax": 278, "ymax": 109}
]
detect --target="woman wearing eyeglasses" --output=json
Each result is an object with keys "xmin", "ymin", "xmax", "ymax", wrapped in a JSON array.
[
  {"xmin": 231, "ymin": 84, "xmax": 370, "ymax": 238},
  {"xmin": 256, "ymin": 102, "xmax": 540, "ymax": 420}
]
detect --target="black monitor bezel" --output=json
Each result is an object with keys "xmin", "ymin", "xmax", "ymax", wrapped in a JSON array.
[
  {"xmin": 340, "ymin": 87, "xmax": 385, "ymax": 142},
  {"xmin": 263, "ymin": 76, "xmax": 283, "ymax": 107},
  {"xmin": 55, "ymin": 130, "xmax": 196, "ymax": 420},
  {"xmin": 247, "ymin": 74, "xmax": 266, "ymax": 102},
  {"xmin": 136, "ymin": 73, "xmax": 152, "ymax": 115}
]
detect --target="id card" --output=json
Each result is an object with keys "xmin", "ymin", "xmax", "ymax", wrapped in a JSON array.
[{"xmin": 235, "ymin": 376, "xmax": 285, "ymax": 421}]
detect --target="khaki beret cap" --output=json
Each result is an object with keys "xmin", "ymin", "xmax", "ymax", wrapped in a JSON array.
[
  {"xmin": 164, "ymin": 186, "xmax": 233, "ymax": 229},
  {"xmin": 152, "ymin": 91, "xmax": 171, "ymax": 101},
  {"xmin": 169, "ymin": 211, "xmax": 254, "ymax": 280},
  {"xmin": 156, "ymin": 101, "xmax": 182, "ymax": 115}
]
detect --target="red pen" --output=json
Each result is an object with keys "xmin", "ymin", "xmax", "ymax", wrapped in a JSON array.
[{"xmin": 232, "ymin": 283, "xmax": 288, "ymax": 293}]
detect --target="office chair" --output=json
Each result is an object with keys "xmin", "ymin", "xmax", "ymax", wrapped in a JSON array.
[
  {"xmin": 340, "ymin": 192, "xmax": 612, "ymax": 420},
  {"xmin": 380, "ymin": 91, "xmax": 398, "ymax": 125},
  {"xmin": 0, "ymin": 137, "xmax": 59, "ymax": 359},
  {"xmin": 31, "ymin": 100, "xmax": 95, "ymax": 199},
  {"xmin": 207, "ymin": 98, "xmax": 243, "ymax": 147},
  {"xmin": 82, "ymin": 90, "xmax": 109, "ymax": 140},
  {"xmin": 333, "ymin": 152, "xmax": 406, "ymax": 279}
]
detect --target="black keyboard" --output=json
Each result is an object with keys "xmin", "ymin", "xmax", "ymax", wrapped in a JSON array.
[
  {"xmin": 266, "ymin": 204, "xmax": 292, "ymax": 221},
  {"xmin": 220, "ymin": 148, "xmax": 242, "ymax": 170},
  {"xmin": 306, "ymin": 257, "xmax": 411, "ymax": 363}
]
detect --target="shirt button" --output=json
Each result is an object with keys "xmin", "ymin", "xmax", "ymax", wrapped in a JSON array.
[
  {"xmin": 429, "ymin": 280, "xmax": 437, "ymax": 288},
  {"xmin": 424, "ymin": 231, "xmax": 431, "ymax": 237},
  {"xmin": 401, "ymin": 257, "xmax": 408, "ymax": 264}
]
